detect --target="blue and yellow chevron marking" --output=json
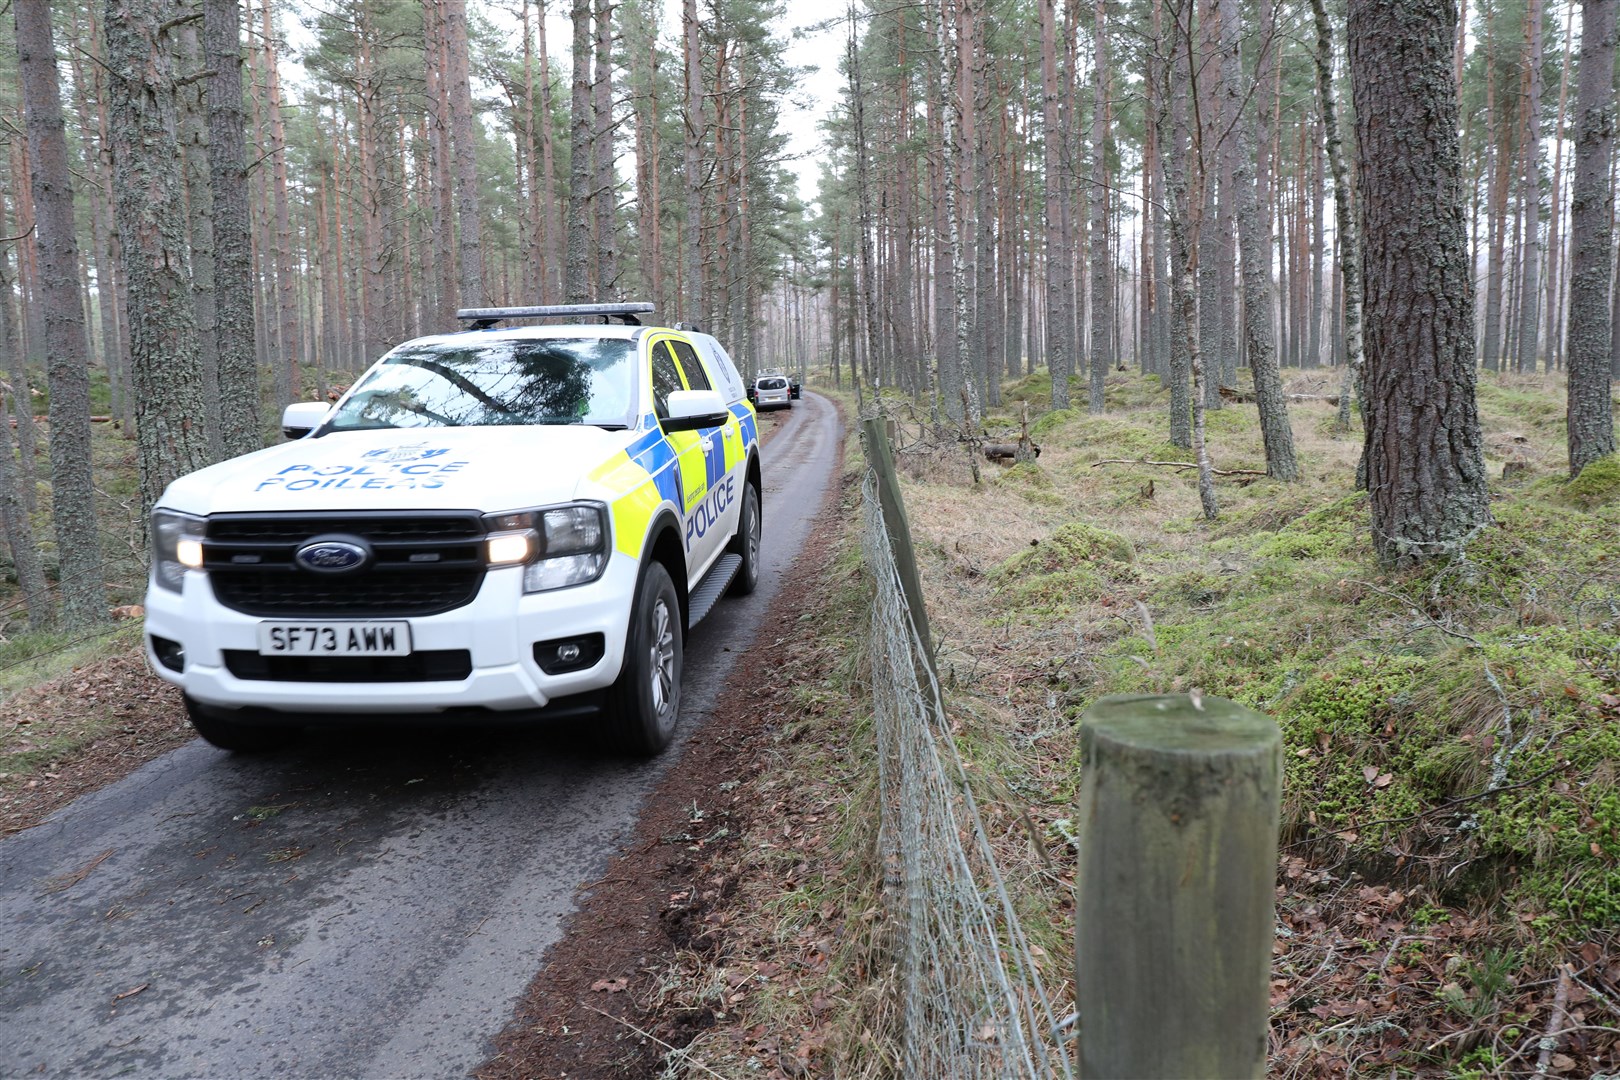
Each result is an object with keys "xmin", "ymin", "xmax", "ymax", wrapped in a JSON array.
[
  {"xmin": 702, "ymin": 433, "xmax": 726, "ymax": 490},
  {"xmin": 729, "ymin": 402, "xmax": 758, "ymax": 449},
  {"xmin": 589, "ymin": 419, "xmax": 684, "ymax": 558}
]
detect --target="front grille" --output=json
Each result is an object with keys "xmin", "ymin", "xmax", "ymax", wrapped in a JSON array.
[
  {"xmin": 223, "ymin": 649, "xmax": 474, "ymax": 683},
  {"xmin": 205, "ymin": 511, "xmax": 487, "ymax": 618}
]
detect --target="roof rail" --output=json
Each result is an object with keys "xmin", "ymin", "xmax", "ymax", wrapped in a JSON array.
[{"xmin": 455, "ymin": 302, "xmax": 656, "ymax": 329}]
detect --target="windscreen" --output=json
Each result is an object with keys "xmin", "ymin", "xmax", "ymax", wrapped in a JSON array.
[
  {"xmin": 759, "ymin": 377, "xmax": 788, "ymax": 390},
  {"xmin": 323, "ymin": 337, "xmax": 637, "ymax": 431}
]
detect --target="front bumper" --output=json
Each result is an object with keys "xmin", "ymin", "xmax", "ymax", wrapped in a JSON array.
[{"xmin": 143, "ymin": 554, "xmax": 638, "ymax": 715}]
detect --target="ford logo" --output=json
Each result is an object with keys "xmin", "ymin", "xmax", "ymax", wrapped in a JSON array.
[{"xmin": 295, "ymin": 540, "xmax": 369, "ymax": 573}]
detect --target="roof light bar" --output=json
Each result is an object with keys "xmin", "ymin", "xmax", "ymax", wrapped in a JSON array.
[{"xmin": 455, "ymin": 302, "xmax": 656, "ymax": 328}]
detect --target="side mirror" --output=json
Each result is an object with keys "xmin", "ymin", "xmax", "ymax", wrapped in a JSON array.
[
  {"xmin": 282, "ymin": 402, "xmax": 331, "ymax": 440},
  {"xmin": 662, "ymin": 389, "xmax": 730, "ymax": 432}
]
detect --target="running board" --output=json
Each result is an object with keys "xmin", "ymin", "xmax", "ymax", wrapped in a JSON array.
[{"xmin": 687, "ymin": 553, "xmax": 742, "ymax": 629}]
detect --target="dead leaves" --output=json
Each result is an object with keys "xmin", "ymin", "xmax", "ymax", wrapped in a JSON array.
[
  {"xmin": 1362, "ymin": 764, "xmax": 1394, "ymax": 788},
  {"xmin": 590, "ymin": 977, "xmax": 628, "ymax": 994}
]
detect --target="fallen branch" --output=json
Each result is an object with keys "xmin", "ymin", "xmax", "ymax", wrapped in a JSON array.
[
  {"xmin": 1219, "ymin": 386, "xmax": 1341, "ymax": 406},
  {"xmin": 984, "ymin": 442, "xmax": 1041, "ymax": 463},
  {"xmin": 1532, "ymin": 963, "xmax": 1574, "ymax": 1079},
  {"xmin": 1091, "ymin": 457, "xmax": 1268, "ymax": 478},
  {"xmin": 580, "ymin": 1002, "xmax": 726, "ymax": 1079}
]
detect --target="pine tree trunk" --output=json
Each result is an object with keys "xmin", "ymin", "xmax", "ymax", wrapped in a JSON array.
[
  {"xmin": 260, "ymin": 0, "xmax": 298, "ymax": 405},
  {"xmin": 1087, "ymin": 0, "xmax": 1112, "ymax": 413},
  {"xmin": 935, "ymin": 0, "xmax": 980, "ymax": 431},
  {"xmin": 592, "ymin": 0, "xmax": 617, "ymax": 297},
  {"xmin": 1162, "ymin": 0, "xmax": 1192, "ymax": 449},
  {"xmin": 1311, "ymin": 0, "xmax": 1367, "ymax": 439},
  {"xmin": 929, "ymin": 79, "xmax": 961, "ymax": 418},
  {"xmin": 179, "ymin": 24, "xmax": 223, "ymax": 460},
  {"xmin": 65, "ymin": 11, "xmax": 127, "ymax": 439},
  {"xmin": 1196, "ymin": 0, "xmax": 1223, "ymax": 408},
  {"xmin": 971, "ymin": 0, "xmax": 999, "ymax": 407},
  {"xmin": 1222, "ymin": 0, "xmax": 1297, "ymax": 480},
  {"xmin": 1348, "ymin": 0, "xmax": 1491, "ymax": 565},
  {"xmin": 206, "ymin": 0, "xmax": 260, "ymax": 455},
  {"xmin": 17, "ymin": 0, "xmax": 109, "ymax": 628},
  {"xmin": 566, "ymin": 0, "xmax": 593, "ymax": 303},
  {"xmin": 107, "ymin": 0, "xmax": 215, "ymax": 521},
  {"xmin": 681, "ymin": 0, "xmax": 704, "ymax": 325},
  {"xmin": 1040, "ymin": 0, "xmax": 1072, "ymax": 411},
  {"xmin": 424, "ymin": 0, "xmax": 456, "ymax": 323},
  {"xmin": 444, "ymin": 0, "xmax": 486, "ymax": 309},
  {"xmin": 1565, "ymin": 0, "xmax": 1617, "ymax": 475},
  {"xmin": 0, "ymin": 385, "xmax": 48, "ymax": 628},
  {"xmin": 1481, "ymin": 9, "xmax": 1510, "ymax": 373},
  {"xmin": 1517, "ymin": 0, "xmax": 1546, "ymax": 371},
  {"xmin": 895, "ymin": 21, "xmax": 920, "ymax": 391},
  {"xmin": 1544, "ymin": 1, "xmax": 1576, "ymax": 371},
  {"xmin": 0, "ymin": 254, "xmax": 48, "ymax": 627}
]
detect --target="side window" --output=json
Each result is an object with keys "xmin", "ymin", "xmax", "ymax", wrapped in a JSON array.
[
  {"xmin": 671, "ymin": 341, "xmax": 712, "ymax": 392},
  {"xmin": 650, "ymin": 341, "xmax": 684, "ymax": 420}
]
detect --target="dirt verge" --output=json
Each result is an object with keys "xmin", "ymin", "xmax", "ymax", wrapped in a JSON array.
[
  {"xmin": 478, "ymin": 412, "xmax": 847, "ymax": 1080},
  {"xmin": 0, "ymin": 649, "xmax": 188, "ymax": 836}
]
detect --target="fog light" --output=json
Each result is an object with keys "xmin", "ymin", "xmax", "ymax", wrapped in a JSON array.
[
  {"xmin": 533, "ymin": 634, "xmax": 605, "ymax": 675},
  {"xmin": 149, "ymin": 635, "xmax": 185, "ymax": 673}
]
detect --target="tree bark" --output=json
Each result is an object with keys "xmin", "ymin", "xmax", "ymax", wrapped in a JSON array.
[
  {"xmin": 444, "ymin": 0, "xmax": 486, "ymax": 309},
  {"xmin": 681, "ymin": 0, "xmax": 704, "ymax": 325},
  {"xmin": 1566, "ymin": 0, "xmax": 1617, "ymax": 474},
  {"xmin": 107, "ymin": 0, "xmax": 215, "ymax": 521},
  {"xmin": 259, "ymin": 0, "xmax": 298, "ymax": 405},
  {"xmin": 566, "ymin": 0, "xmax": 594, "ymax": 303},
  {"xmin": 592, "ymin": 0, "xmax": 617, "ymax": 297},
  {"xmin": 1040, "ymin": 0, "xmax": 1072, "ymax": 411},
  {"xmin": 936, "ymin": 0, "xmax": 980, "ymax": 432},
  {"xmin": 17, "ymin": 0, "xmax": 109, "ymax": 628},
  {"xmin": 1087, "ymin": 0, "xmax": 1112, "ymax": 414},
  {"xmin": 1311, "ymin": 0, "xmax": 1367, "ymax": 442},
  {"xmin": 1517, "ymin": 0, "xmax": 1546, "ymax": 372},
  {"xmin": 1545, "ymin": 0, "xmax": 1577, "ymax": 371},
  {"xmin": 0, "ymin": 385, "xmax": 49, "ymax": 628},
  {"xmin": 1222, "ymin": 0, "xmax": 1296, "ymax": 480},
  {"xmin": 1481, "ymin": 8, "xmax": 1510, "ymax": 372},
  {"xmin": 179, "ymin": 23, "xmax": 223, "ymax": 460},
  {"xmin": 1348, "ymin": 0, "xmax": 1491, "ymax": 564}
]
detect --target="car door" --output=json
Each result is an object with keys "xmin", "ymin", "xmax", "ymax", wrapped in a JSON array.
[
  {"xmin": 649, "ymin": 338, "xmax": 710, "ymax": 577},
  {"xmin": 669, "ymin": 338, "xmax": 738, "ymax": 573}
]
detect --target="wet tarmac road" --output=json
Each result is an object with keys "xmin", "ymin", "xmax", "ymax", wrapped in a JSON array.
[{"xmin": 0, "ymin": 393, "xmax": 841, "ymax": 1079}]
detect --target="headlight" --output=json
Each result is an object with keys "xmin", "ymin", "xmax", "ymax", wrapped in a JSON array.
[
  {"xmin": 482, "ymin": 503, "xmax": 609, "ymax": 593},
  {"xmin": 151, "ymin": 509, "xmax": 206, "ymax": 593}
]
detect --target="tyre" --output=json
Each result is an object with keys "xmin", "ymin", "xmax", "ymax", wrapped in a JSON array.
[
  {"xmin": 184, "ymin": 694, "xmax": 297, "ymax": 753},
  {"xmin": 604, "ymin": 561, "xmax": 683, "ymax": 755},
  {"xmin": 726, "ymin": 481, "xmax": 761, "ymax": 597}
]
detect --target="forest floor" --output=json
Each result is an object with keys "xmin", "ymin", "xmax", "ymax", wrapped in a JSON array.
[
  {"xmin": 2, "ymin": 374, "xmax": 1618, "ymax": 1078},
  {"xmin": 491, "ymin": 370, "xmax": 1619, "ymax": 1079}
]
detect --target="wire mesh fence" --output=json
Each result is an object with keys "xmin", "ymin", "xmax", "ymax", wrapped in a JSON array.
[{"xmin": 859, "ymin": 450, "xmax": 1075, "ymax": 1080}]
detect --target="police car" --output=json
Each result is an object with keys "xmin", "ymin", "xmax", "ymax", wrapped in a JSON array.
[{"xmin": 143, "ymin": 303, "xmax": 762, "ymax": 756}]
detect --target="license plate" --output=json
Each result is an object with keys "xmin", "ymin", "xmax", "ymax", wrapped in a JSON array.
[{"xmin": 257, "ymin": 621, "xmax": 412, "ymax": 656}]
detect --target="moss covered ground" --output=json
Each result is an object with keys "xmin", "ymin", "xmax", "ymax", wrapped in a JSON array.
[{"xmin": 881, "ymin": 369, "xmax": 1620, "ymax": 1076}]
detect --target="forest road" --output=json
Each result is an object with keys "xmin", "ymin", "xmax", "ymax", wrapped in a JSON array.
[{"xmin": 0, "ymin": 392, "xmax": 842, "ymax": 1080}]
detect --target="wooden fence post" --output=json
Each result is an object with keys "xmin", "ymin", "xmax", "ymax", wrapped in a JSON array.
[
  {"xmin": 860, "ymin": 415, "xmax": 935, "ymax": 662},
  {"xmin": 1076, "ymin": 694, "xmax": 1282, "ymax": 1079}
]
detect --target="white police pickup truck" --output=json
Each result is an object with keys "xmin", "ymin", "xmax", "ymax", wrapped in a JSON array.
[{"xmin": 144, "ymin": 303, "xmax": 762, "ymax": 755}]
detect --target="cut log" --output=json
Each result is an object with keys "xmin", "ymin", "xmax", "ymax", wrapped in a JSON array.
[{"xmin": 984, "ymin": 442, "xmax": 1041, "ymax": 463}]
